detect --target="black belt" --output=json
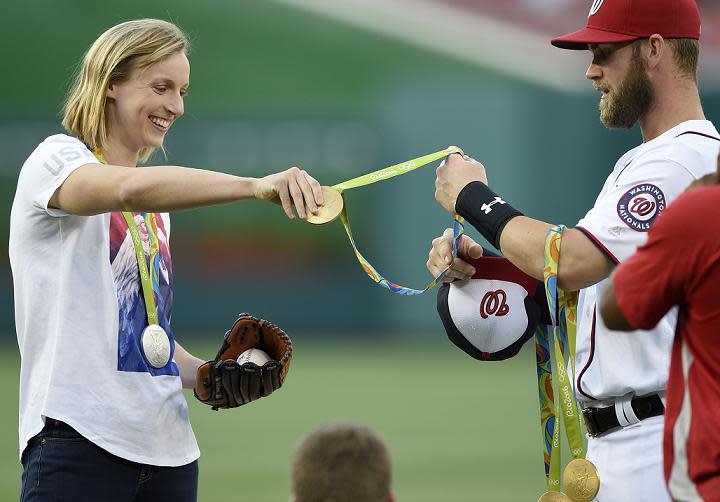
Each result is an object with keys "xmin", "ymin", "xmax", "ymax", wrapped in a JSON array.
[{"xmin": 582, "ymin": 394, "xmax": 665, "ymax": 437}]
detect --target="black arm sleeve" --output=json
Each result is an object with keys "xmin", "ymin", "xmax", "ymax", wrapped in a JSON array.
[{"xmin": 455, "ymin": 181, "xmax": 523, "ymax": 251}]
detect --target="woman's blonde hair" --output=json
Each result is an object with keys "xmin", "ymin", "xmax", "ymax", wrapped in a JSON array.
[{"xmin": 62, "ymin": 19, "xmax": 189, "ymax": 162}]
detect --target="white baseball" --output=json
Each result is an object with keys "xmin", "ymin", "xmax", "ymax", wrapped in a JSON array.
[{"xmin": 237, "ymin": 348, "xmax": 271, "ymax": 366}]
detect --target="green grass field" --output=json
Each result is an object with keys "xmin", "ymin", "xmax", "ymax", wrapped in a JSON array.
[{"xmin": 0, "ymin": 338, "xmax": 552, "ymax": 501}]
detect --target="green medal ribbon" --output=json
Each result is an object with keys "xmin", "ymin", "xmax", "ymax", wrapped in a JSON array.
[
  {"xmin": 122, "ymin": 212, "xmax": 161, "ymax": 326},
  {"xmin": 94, "ymin": 151, "xmax": 161, "ymax": 327},
  {"xmin": 331, "ymin": 146, "xmax": 465, "ymax": 295},
  {"xmin": 332, "ymin": 147, "xmax": 463, "ymax": 192}
]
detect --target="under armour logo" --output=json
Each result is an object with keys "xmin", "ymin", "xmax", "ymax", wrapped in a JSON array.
[
  {"xmin": 481, "ymin": 196, "xmax": 506, "ymax": 214},
  {"xmin": 589, "ymin": 0, "xmax": 604, "ymax": 17}
]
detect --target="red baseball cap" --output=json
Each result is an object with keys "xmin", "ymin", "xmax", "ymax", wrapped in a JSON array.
[{"xmin": 551, "ymin": 0, "xmax": 701, "ymax": 50}]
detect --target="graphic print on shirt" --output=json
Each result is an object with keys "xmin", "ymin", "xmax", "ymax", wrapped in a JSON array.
[
  {"xmin": 110, "ymin": 212, "xmax": 178, "ymax": 376},
  {"xmin": 616, "ymin": 184, "xmax": 666, "ymax": 232}
]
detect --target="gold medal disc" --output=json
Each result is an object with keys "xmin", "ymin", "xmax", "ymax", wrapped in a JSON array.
[
  {"xmin": 537, "ymin": 491, "xmax": 572, "ymax": 502},
  {"xmin": 562, "ymin": 458, "xmax": 600, "ymax": 502},
  {"xmin": 306, "ymin": 186, "xmax": 344, "ymax": 225}
]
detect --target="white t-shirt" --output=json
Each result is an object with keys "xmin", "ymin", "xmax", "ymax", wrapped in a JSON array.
[
  {"xmin": 574, "ymin": 120, "xmax": 720, "ymax": 402},
  {"xmin": 9, "ymin": 134, "xmax": 200, "ymax": 466}
]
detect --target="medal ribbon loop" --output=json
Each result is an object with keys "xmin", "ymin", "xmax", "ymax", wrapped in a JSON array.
[
  {"xmin": 536, "ymin": 225, "xmax": 596, "ymax": 500},
  {"xmin": 331, "ymin": 146, "xmax": 465, "ymax": 295}
]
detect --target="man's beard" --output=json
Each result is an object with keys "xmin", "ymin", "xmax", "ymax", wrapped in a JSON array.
[{"xmin": 599, "ymin": 52, "xmax": 654, "ymax": 129}]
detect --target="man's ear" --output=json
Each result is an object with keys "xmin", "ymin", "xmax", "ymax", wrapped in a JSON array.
[
  {"xmin": 388, "ymin": 491, "xmax": 396, "ymax": 502},
  {"xmin": 645, "ymin": 34, "xmax": 665, "ymax": 71}
]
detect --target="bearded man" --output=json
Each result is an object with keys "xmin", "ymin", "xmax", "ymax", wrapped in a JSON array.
[{"xmin": 427, "ymin": 0, "xmax": 719, "ymax": 500}]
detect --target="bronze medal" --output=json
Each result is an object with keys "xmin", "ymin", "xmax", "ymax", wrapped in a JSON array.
[
  {"xmin": 562, "ymin": 458, "xmax": 600, "ymax": 502},
  {"xmin": 306, "ymin": 186, "xmax": 344, "ymax": 225},
  {"xmin": 537, "ymin": 491, "xmax": 572, "ymax": 502}
]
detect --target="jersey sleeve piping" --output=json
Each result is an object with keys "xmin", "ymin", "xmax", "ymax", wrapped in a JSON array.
[
  {"xmin": 576, "ymin": 309, "xmax": 598, "ymax": 401},
  {"xmin": 574, "ymin": 226, "xmax": 620, "ymax": 265}
]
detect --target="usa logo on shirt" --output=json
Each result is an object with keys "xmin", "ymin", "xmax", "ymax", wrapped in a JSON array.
[{"xmin": 616, "ymin": 184, "xmax": 666, "ymax": 232}]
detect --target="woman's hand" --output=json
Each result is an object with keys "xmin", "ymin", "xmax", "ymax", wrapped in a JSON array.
[{"xmin": 253, "ymin": 167, "xmax": 325, "ymax": 219}]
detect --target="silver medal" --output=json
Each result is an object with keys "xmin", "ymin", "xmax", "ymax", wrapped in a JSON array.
[{"xmin": 141, "ymin": 324, "xmax": 171, "ymax": 368}]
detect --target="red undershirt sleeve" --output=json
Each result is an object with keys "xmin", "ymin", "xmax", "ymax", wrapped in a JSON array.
[{"xmin": 612, "ymin": 193, "xmax": 696, "ymax": 330}]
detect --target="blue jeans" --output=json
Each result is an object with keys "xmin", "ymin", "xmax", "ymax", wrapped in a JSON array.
[{"xmin": 20, "ymin": 418, "xmax": 198, "ymax": 502}]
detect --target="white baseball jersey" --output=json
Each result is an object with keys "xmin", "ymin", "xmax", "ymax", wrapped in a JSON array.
[
  {"xmin": 9, "ymin": 134, "xmax": 200, "ymax": 466},
  {"xmin": 574, "ymin": 120, "xmax": 720, "ymax": 402}
]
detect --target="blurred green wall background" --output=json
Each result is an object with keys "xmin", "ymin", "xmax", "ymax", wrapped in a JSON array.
[
  {"xmin": 2, "ymin": 2, "xmax": 719, "ymax": 500},
  {"xmin": 2, "ymin": 0, "xmax": 718, "ymax": 337}
]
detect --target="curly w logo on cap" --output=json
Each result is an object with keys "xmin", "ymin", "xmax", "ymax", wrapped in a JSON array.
[{"xmin": 589, "ymin": 0, "xmax": 605, "ymax": 17}]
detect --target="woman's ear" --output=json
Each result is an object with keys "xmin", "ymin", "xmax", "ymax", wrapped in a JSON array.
[{"xmin": 106, "ymin": 82, "xmax": 117, "ymax": 99}]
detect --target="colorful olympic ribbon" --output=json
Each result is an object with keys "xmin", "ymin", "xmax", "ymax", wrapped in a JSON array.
[
  {"xmin": 534, "ymin": 322, "xmax": 562, "ymax": 497},
  {"xmin": 536, "ymin": 226, "xmax": 599, "ymax": 502},
  {"xmin": 315, "ymin": 146, "xmax": 466, "ymax": 296}
]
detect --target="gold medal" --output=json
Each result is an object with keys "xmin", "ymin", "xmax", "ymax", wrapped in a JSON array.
[
  {"xmin": 562, "ymin": 458, "xmax": 600, "ymax": 502},
  {"xmin": 306, "ymin": 186, "xmax": 343, "ymax": 225},
  {"xmin": 537, "ymin": 491, "xmax": 572, "ymax": 502}
]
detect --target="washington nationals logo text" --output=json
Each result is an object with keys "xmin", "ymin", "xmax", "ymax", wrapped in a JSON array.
[
  {"xmin": 479, "ymin": 290, "xmax": 510, "ymax": 319},
  {"xmin": 617, "ymin": 184, "xmax": 666, "ymax": 232}
]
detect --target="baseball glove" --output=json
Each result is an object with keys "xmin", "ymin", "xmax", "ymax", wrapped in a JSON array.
[{"xmin": 194, "ymin": 313, "xmax": 292, "ymax": 410}]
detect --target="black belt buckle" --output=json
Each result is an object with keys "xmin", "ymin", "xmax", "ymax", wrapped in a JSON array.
[
  {"xmin": 581, "ymin": 393, "xmax": 665, "ymax": 438},
  {"xmin": 582, "ymin": 407, "xmax": 602, "ymax": 437}
]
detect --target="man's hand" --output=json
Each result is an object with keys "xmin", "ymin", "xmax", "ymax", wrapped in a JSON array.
[
  {"xmin": 427, "ymin": 228, "xmax": 484, "ymax": 282},
  {"xmin": 599, "ymin": 272, "xmax": 633, "ymax": 331},
  {"xmin": 254, "ymin": 167, "xmax": 324, "ymax": 220},
  {"xmin": 435, "ymin": 154, "xmax": 488, "ymax": 213}
]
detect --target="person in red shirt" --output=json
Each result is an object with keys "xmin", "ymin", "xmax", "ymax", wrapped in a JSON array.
[{"xmin": 600, "ymin": 155, "xmax": 720, "ymax": 501}]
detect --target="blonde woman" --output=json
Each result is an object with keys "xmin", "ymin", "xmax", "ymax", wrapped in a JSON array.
[{"xmin": 9, "ymin": 19, "xmax": 323, "ymax": 501}]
